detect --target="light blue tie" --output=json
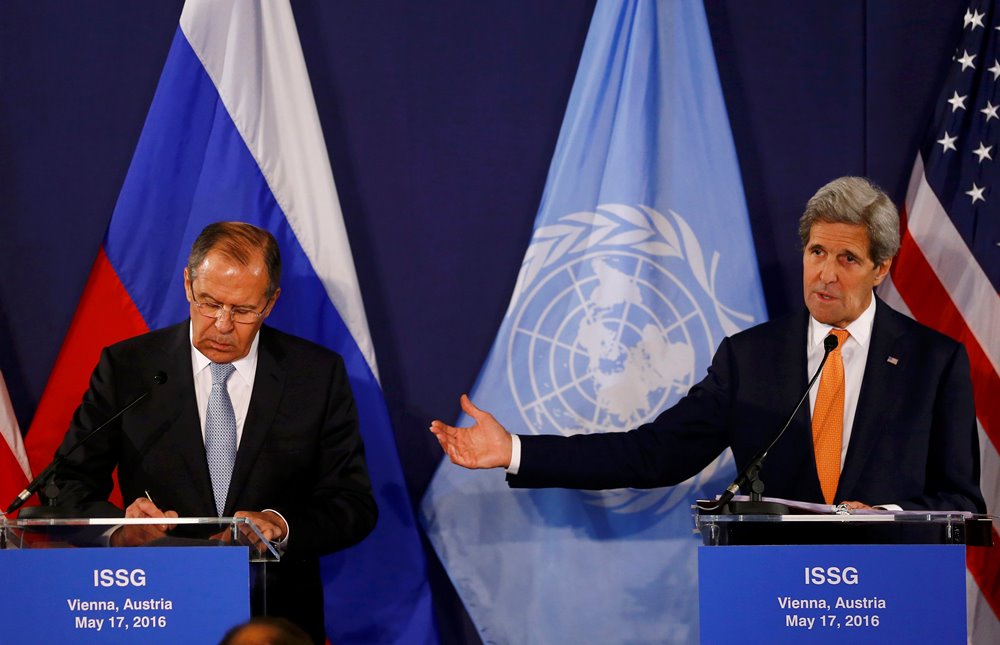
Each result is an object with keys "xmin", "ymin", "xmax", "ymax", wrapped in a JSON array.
[{"xmin": 205, "ymin": 362, "xmax": 237, "ymax": 516}]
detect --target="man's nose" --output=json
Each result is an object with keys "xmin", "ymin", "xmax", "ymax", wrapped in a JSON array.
[
  {"xmin": 214, "ymin": 312, "xmax": 236, "ymax": 332},
  {"xmin": 818, "ymin": 257, "xmax": 838, "ymax": 283}
]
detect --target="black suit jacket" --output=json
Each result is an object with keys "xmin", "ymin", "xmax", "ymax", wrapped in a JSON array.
[
  {"xmin": 510, "ymin": 298, "xmax": 985, "ymax": 513},
  {"xmin": 51, "ymin": 322, "xmax": 377, "ymax": 642}
]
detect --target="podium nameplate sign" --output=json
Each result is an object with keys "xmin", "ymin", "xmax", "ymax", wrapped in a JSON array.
[
  {"xmin": 0, "ymin": 546, "xmax": 250, "ymax": 643},
  {"xmin": 698, "ymin": 544, "xmax": 965, "ymax": 644}
]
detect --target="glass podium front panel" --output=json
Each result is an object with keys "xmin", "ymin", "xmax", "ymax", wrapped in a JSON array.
[{"xmin": 0, "ymin": 517, "xmax": 280, "ymax": 562}]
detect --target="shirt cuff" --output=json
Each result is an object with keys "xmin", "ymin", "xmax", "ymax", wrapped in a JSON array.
[
  {"xmin": 505, "ymin": 434, "xmax": 521, "ymax": 475},
  {"xmin": 262, "ymin": 508, "xmax": 290, "ymax": 549}
]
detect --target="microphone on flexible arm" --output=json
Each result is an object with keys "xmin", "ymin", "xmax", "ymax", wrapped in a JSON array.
[
  {"xmin": 697, "ymin": 333, "xmax": 840, "ymax": 514},
  {"xmin": 5, "ymin": 371, "xmax": 168, "ymax": 517}
]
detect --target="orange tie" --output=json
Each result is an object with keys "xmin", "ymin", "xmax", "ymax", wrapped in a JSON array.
[{"xmin": 812, "ymin": 329, "xmax": 850, "ymax": 504}]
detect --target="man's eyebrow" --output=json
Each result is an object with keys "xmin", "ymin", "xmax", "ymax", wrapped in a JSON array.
[
  {"xmin": 836, "ymin": 245, "xmax": 865, "ymax": 257},
  {"xmin": 193, "ymin": 288, "xmax": 220, "ymax": 303},
  {"xmin": 196, "ymin": 290, "xmax": 264, "ymax": 309},
  {"xmin": 193, "ymin": 288, "xmax": 229, "ymax": 305}
]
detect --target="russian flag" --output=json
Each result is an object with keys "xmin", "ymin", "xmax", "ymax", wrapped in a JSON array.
[{"xmin": 23, "ymin": 1, "xmax": 436, "ymax": 643}]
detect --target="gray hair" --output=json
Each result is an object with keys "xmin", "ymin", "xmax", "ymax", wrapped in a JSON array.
[
  {"xmin": 798, "ymin": 176, "xmax": 900, "ymax": 266},
  {"xmin": 187, "ymin": 222, "xmax": 282, "ymax": 298}
]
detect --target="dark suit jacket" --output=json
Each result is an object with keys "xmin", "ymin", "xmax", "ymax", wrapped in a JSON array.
[
  {"xmin": 510, "ymin": 298, "xmax": 985, "ymax": 513},
  {"xmin": 51, "ymin": 322, "xmax": 377, "ymax": 643}
]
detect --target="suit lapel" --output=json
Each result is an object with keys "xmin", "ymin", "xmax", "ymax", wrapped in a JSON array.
[
  {"xmin": 225, "ymin": 326, "xmax": 286, "ymax": 515},
  {"xmin": 772, "ymin": 310, "xmax": 812, "ymax": 438},
  {"xmin": 836, "ymin": 299, "xmax": 905, "ymax": 501}
]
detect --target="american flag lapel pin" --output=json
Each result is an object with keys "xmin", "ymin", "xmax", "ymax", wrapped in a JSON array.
[{"xmin": 887, "ymin": 356, "xmax": 899, "ymax": 366}]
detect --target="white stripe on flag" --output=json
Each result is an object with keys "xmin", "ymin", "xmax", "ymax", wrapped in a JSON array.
[
  {"xmin": 979, "ymin": 426, "xmax": 1000, "ymax": 532},
  {"xmin": 968, "ymin": 567, "xmax": 1000, "ymax": 645},
  {"xmin": 876, "ymin": 276, "xmax": 912, "ymax": 318},
  {"xmin": 0, "ymin": 370, "xmax": 31, "ymax": 481},
  {"xmin": 179, "ymin": 0, "xmax": 378, "ymax": 378}
]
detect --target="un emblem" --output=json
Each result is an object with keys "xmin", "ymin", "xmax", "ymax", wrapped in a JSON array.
[{"xmin": 506, "ymin": 204, "xmax": 755, "ymax": 514}]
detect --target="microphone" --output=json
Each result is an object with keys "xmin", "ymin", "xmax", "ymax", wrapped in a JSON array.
[
  {"xmin": 699, "ymin": 333, "xmax": 840, "ymax": 513},
  {"xmin": 5, "ymin": 371, "xmax": 168, "ymax": 515}
]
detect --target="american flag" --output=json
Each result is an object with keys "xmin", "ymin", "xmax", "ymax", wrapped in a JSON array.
[{"xmin": 879, "ymin": 2, "xmax": 1000, "ymax": 640}]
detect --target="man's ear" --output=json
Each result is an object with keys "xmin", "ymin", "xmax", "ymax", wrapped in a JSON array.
[
  {"xmin": 872, "ymin": 258, "xmax": 892, "ymax": 286},
  {"xmin": 264, "ymin": 288, "xmax": 281, "ymax": 317}
]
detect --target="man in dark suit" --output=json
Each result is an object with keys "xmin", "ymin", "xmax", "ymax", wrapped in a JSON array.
[
  {"xmin": 431, "ymin": 177, "xmax": 985, "ymax": 513},
  {"xmin": 50, "ymin": 222, "xmax": 377, "ymax": 643}
]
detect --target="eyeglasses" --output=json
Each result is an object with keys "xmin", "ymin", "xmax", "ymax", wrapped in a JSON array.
[{"xmin": 190, "ymin": 295, "xmax": 270, "ymax": 324}]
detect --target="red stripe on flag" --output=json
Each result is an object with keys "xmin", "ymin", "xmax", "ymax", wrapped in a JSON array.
[
  {"xmin": 968, "ymin": 528, "xmax": 1000, "ymax": 620},
  {"xmin": 890, "ymin": 224, "xmax": 1000, "ymax": 453},
  {"xmin": 25, "ymin": 248, "xmax": 149, "ymax": 508}
]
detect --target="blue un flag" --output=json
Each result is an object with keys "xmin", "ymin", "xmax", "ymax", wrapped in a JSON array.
[{"xmin": 421, "ymin": 2, "xmax": 767, "ymax": 642}]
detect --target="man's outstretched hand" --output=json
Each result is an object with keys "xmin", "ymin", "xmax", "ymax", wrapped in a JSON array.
[{"xmin": 430, "ymin": 395, "xmax": 513, "ymax": 469}]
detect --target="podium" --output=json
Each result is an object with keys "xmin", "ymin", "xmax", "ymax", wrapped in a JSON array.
[
  {"xmin": 0, "ymin": 516, "xmax": 279, "ymax": 644},
  {"xmin": 694, "ymin": 510, "xmax": 993, "ymax": 644}
]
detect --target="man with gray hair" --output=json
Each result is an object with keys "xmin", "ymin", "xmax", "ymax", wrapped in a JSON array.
[{"xmin": 431, "ymin": 177, "xmax": 985, "ymax": 513}]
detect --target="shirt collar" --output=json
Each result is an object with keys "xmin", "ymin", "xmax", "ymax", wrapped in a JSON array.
[
  {"xmin": 808, "ymin": 293, "xmax": 876, "ymax": 350},
  {"xmin": 189, "ymin": 321, "xmax": 261, "ymax": 381}
]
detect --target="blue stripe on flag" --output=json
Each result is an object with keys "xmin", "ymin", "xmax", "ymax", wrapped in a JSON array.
[{"xmin": 105, "ymin": 26, "xmax": 435, "ymax": 645}]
